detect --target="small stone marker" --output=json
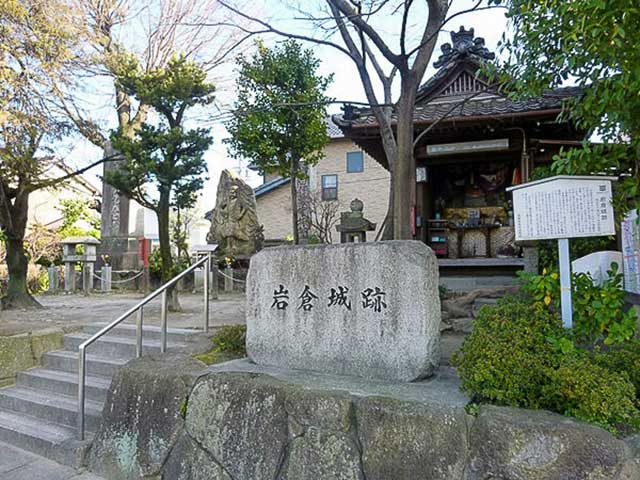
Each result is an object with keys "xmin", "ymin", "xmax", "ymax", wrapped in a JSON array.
[{"xmin": 246, "ymin": 240, "xmax": 441, "ymax": 382}]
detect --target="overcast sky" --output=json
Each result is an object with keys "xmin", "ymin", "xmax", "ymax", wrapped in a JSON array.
[{"xmin": 63, "ymin": 1, "xmax": 509, "ymax": 210}]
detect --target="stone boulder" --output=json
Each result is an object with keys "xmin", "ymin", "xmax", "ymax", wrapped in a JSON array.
[
  {"xmin": 466, "ymin": 405, "xmax": 638, "ymax": 480},
  {"xmin": 246, "ymin": 240, "xmax": 441, "ymax": 381},
  {"xmin": 207, "ymin": 169, "xmax": 264, "ymax": 257},
  {"xmin": 184, "ymin": 372, "xmax": 289, "ymax": 480},
  {"xmin": 170, "ymin": 359, "xmax": 470, "ymax": 480},
  {"xmin": 356, "ymin": 396, "xmax": 469, "ymax": 479},
  {"xmin": 88, "ymin": 353, "xmax": 207, "ymax": 480},
  {"xmin": 90, "ymin": 357, "xmax": 640, "ymax": 480}
]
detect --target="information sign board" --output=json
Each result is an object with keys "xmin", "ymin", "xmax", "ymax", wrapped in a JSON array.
[
  {"xmin": 507, "ymin": 176, "xmax": 618, "ymax": 328},
  {"xmin": 622, "ymin": 210, "xmax": 640, "ymax": 295},
  {"xmin": 507, "ymin": 176, "xmax": 616, "ymax": 242}
]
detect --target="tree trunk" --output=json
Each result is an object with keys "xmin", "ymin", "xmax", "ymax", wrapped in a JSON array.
[
  {"xmin": 3, "ymin": 236, "xmax": 41, "ymax": 309},
  {"xmin": 0, "ymin": 190, "xmax": 41, "ymax": 309},
  {"xmin": 156, "ymin": 196, "xmax": 181, "ymax": 312},
  {"xmin": 393, "ymin": 80, "xmax": 418, "ymax": 240},
  {"xmin": 380, "ymin": 178, "xmax": 395, "ymax": 240},
  {"xmin": 290, "ymin": 157, "xmax": 300, "ymax": 245}
]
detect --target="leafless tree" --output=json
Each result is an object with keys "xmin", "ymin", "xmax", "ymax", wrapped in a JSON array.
[
  {"xmin": 209, "ymin": 0, "xmax": 501, "ymax": 240},
  {"xmin": 55, "ymin": 0, "xmax": 260, "ymax": 146},
  {"xmin": 298, "ymin": 183, "xmax": 340, "ymax": 243}
]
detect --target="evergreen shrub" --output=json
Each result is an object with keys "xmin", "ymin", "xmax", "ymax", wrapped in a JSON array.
[{"xmin": 453, "ymin": 298, "xmax": 640, "ymax": 432}]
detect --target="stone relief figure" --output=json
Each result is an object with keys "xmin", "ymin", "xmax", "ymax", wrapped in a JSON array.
[{"xmin": 207, "ymin": 169, "xmax": 264, "ymax": 257}]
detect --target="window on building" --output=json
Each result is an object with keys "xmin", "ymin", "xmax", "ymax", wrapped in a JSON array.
[
  {"xmin": 321, "ymin": 174, "xmax": 338, "ymax": 200},
  {"xmin": 346, "ymin": 151, "xmax": 364, "ymax": 173}
]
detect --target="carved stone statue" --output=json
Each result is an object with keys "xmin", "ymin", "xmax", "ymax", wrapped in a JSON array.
[{"xmin": 207, "ymin": 170, "xmax": 264, "ymax": 257}]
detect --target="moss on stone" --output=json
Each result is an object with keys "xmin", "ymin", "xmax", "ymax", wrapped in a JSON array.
[
  {"xmin": 194, "ymin": 349, "xmax": 243, "ymax": 366},
  {"xmin": 30, "ymin": 328, "xmax": 64, "ymax": 363},
  {"xmin": 0, "ymin": 334, "xmax": 34, "ymax": 380}
]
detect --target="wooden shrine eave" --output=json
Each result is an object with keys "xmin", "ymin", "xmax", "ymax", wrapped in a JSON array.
[{"xmin": 344, "ymin": 108, "xmax": 564, "ymax": 137}]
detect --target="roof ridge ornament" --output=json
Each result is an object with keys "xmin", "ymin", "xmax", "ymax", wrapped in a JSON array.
[{"xmin": 433, "ymin": 26, "xmax": 495, "ymax": 69}]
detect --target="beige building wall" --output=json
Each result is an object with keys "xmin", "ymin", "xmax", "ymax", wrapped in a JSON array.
[
  {"xmin": 312, "ymin": 138, "xmax": 389, "ymax": 242},
  {"xmin": 255, "ymin": 138, "xmax": 390, "ymax": 242},
  {"xmin": 256, "ymin": 182, "xmax": 294, "ymax": 240}
]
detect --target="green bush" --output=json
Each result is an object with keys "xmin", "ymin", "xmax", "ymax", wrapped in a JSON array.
[
  {"xmin": 572, "ymin": 265, "xmax": 636, "ymax": 345},
  {"xmin": 194, "ymin": 325, "xmax": 247, "ymax": 366},
  {"xmin": 594, "ymin": 341, "xmax": 640, "ymax": 395},
  {"xmin": 212, "ymin": 324, "xmax": 247, "ymax": 356},
  {"xmin": 517, "ymin": 266, "xmax": 637, "ymax": 346},
  {"xmin": 454, "ymin": 299, "xmax": 640, "ymax": 432},
  {"xmin": 544, "ymin": 354, "xmax": 638, "ymax": 431},
  {"xmin": 453, "ymin": 300, "xmax": 564, "ymax": 409}
]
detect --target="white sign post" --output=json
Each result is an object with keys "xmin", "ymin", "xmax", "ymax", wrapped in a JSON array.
[{"xmin": 507, "ymin": 175, "xmax": 617, "ymax": 328}]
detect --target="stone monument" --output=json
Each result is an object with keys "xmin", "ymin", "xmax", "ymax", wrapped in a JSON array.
[
  {"xmin": 207, "ymin": 169, "xmax": 264, "ymax": 258},
  {"xmin": 246, "ymin": 240, "xmax": 441, "ymax": 381},
  {"xmin": 99, "ymin": 141, "xmax": 139, "ymax": 270}
]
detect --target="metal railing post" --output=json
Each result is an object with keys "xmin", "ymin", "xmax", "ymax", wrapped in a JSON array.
[
  {"xmin": 203, "ymin": 255, "xmax": 210, "ymax": 333},
  {"xmin": 161, "ymin": 290, "xmax": 168, "ymax": 353},
  {"xmin": 76, "ymin": 255, "xmax": 208, "ymax": 440},
  {"xmin": 136, "ymin": 308, "xmax": 143, "ymax": 358},
  {"xmin": 77, "ymin": 346, "xmax": 86, "ymax": 440}
]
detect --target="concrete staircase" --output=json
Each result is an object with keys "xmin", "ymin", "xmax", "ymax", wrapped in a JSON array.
[{"xmin": 0, "ymin": 324, "xmax": 200, "ymax": 467}]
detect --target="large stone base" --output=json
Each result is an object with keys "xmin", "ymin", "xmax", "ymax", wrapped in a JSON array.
[
  {"xmin": 98, "ymin": 236, "xmax": 140, "ymax": 271},
  {"xmin": 89, "ymin": 356, "xmax": 640, "ymax": 480}
]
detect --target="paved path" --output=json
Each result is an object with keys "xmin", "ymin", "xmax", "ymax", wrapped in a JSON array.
[
  {"xmin": 0, "ymin": 292, "xmax": 246, "ymax": 335},
  {"xmin": 0, "ymin": 441, "xmax": 102, "ymax": 480}
]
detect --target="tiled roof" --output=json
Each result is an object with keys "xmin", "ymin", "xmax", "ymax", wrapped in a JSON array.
[
  {"xmin": 335, "ymin": 86, "xmax": 584, "ymax": 129},
  {"xmin": 324, "ymin": 116, "xmax": 345, "ymax": 138},
  {"xmin": 254, "ymin": 176, "xmax": 290, "ymax": 197}
]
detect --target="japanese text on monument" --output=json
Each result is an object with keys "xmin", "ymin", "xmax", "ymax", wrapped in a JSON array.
[{"xmin": 271, "ymin": 284, "xmax": 387, "ymax": 313}]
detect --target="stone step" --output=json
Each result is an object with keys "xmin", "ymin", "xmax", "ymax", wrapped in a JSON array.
[
  {"xmin": 472, "ymin": 297, "xmax": 500, "ymax": 317},
  {"xmin": 81, "ymin": 323, "xmax": 204, "ymax": 343},
  {"xmin": 42, "ymin": 350, "xmax": 128, "ymax": 378},
  {"xmin": 63, "ymin": 332, "xmax": 187, "ymax": 358},
  {"xmin": 0, "ymin": 386, "xmax": 103, "ymax": 433},
  {"xmin": 17, "ymin": 368, "xmax": 111, "ymax": 403},
  {"xmin": 0, "ymin": 410, "xmax": 90, "ymax": 467}
]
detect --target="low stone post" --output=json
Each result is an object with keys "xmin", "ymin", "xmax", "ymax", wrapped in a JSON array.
[
  {"xmin": 64, "ymin": 263, "xmax": 76, "ymax": 292},
  {"xmin": 101, "ymin": 266, "xmax": 112, "ymax": 293},
  {"xmin": 211, "ymin": 265, "xmax": 219, "ymax": 300},
  {"xmin": 224, "ymin": 267, "xmax": 234, "ymax": 293},
  {"xmin": 47, "ymin": 266, "xmax": 59, "ymax": 293},
  {"xmin": 83, "ymin": 263, "xmax": 94, "ymax": 295}
]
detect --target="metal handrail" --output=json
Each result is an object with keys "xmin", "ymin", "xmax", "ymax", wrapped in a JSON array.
[{"xmin": 77, "ymin": 254, "xmax": 212, "ymax": 440}]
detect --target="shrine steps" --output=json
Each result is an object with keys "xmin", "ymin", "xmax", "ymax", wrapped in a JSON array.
[{"xmin": 0, "ymin": 324, "xmax": 199, "ymax": 468}]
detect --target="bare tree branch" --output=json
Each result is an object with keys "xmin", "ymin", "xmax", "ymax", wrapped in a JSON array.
[
  {"xmin": 328, "ymin": 0, "xmax": 402, "ymax": 67},
  {"xmin": 216, "ymin": 0, "xmax": 353, "ymax": 57}
]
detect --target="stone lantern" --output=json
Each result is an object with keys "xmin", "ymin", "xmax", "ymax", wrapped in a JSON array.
[
  {"xmin": 61, "ymin": 236, "xmax": 100, "ymax": 294},
  {"xmin": 336, "ymin": 198, "xmax": 377, "ymax": 243}
]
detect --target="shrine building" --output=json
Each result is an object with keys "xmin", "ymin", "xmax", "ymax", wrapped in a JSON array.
[{"xmin": 333, "ymin": 26, "xmax": 585, "ymax": 288}]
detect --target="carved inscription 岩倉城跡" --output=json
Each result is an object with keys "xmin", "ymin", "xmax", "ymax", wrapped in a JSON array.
[
  {"xmin": 328, "ymin": 286, "xmax": 352, "ymax": 310},
  {"xmin": 298, "ymin": 285, "xmax": 319, "ymax": 311},
  {"xmin": 271, "ymin": 285, "xmax": 387, "ymax": 313},
  {"xmin": 361, "ymin": 287, "xmax": 388, "ymax": 313},
  {"xmin": 271, "ymin": 285, "xmax": 289, "ymax": 310}
]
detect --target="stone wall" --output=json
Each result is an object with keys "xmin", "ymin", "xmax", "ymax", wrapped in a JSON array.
[
  {"xmin": 89, "ymin": 356, "xmax": 640, "ymax": 480},
  {"xmin": 0, "ymin": 328, "xmax": 64, "ymax": 386}
]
